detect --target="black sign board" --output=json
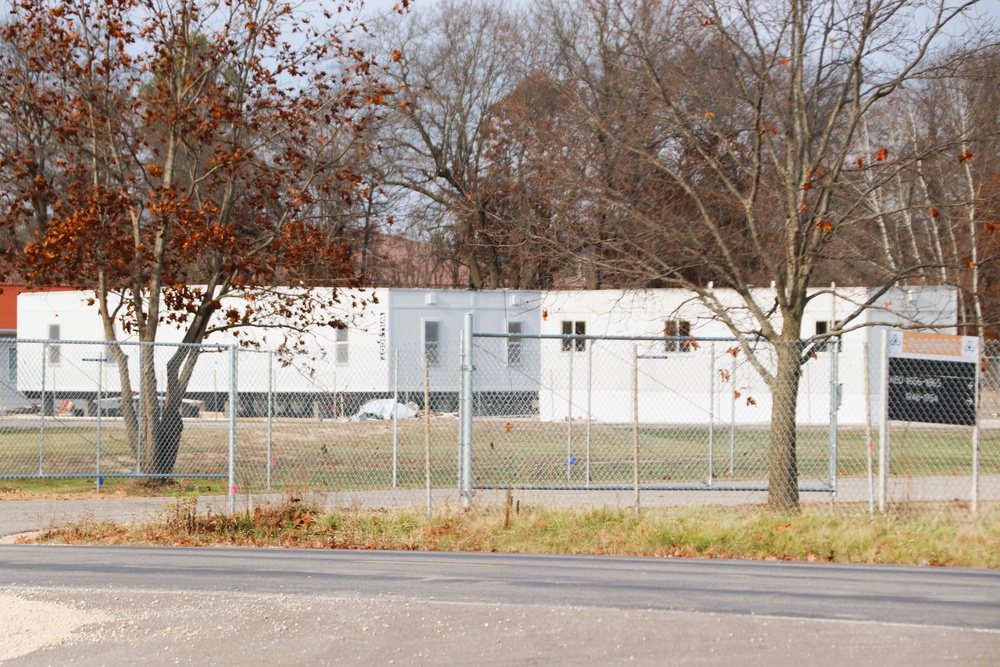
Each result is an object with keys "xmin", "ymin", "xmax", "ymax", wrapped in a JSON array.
[{"xmin": 887, "ymin": 357, "xmax": 976, "ymax": 426}]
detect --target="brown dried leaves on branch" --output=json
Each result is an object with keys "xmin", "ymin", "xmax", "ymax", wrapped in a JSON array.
[{"xmin": 0, "ymin": 0, "xmax": 394, "ymax": 331}]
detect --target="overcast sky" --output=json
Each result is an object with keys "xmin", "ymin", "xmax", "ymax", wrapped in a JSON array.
[{"xmin": 357, "ymin": 0, "xmax": 999, "ymax": 23}]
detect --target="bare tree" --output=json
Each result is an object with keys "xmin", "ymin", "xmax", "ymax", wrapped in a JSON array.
[
  {"xmin": 372, "ymin": 0, "xmax": 529, "ymax": 288},
  {"xmin": 852, "ymin": 46, "xmax": 1000, "ymax": 334},
  {"xmin": 536, "ymin": 0, "xmax": 992, "ymax": 510},
  {"xmin": 918, "ymin": 47, "xmax": 1000, "ymax": 334}
]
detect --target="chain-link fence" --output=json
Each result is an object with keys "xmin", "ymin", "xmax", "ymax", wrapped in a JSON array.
[
  {"xmin": 0, "ymin": 339, "xmax": 466, "ymax": 511},
  {"xmin": 469, "ymin": 331, "xmax": 999, "ymax": 515},
  {"xmin": 860, "ymin": 334, "xmax": 1000, "ymax": 514},
  {"xmin": 1, "ymin": 331, "xmax": 997, "ymax": 515},
  {"xmin": 0, "ymin": 339, "xmax": 233, "ymax": 490},
  {"xmin": 980, "ymin": 340, "xmax": 1000, "ymax": 508},
  {"xmin": 470, "ymin": 334, "xmax": 837, "ymax": 505},
  {"xmin": 231, "ymin": 344, "xmax": 462, "ymax": 509},
  {"xmin": 473, "ymin": 332, "xmax": 1000, "ymax": 512}
]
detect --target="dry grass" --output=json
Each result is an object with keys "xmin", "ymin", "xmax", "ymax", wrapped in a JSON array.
[{"xmin": 24, "ymin": 497, "xmax": 1000, "ymax": 568}]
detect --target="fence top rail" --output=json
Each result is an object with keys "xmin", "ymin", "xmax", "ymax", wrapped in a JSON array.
[
  {"xmin": 9, "ymin": 337, "xmax": 234, "ymax": 350},
  {"xmin": 473, "ymin": 333, "xmax": 740, "ymax": 342},
  {"xmin": 474, "ymin": 333, "xmax": 842, "ymax": 345}
]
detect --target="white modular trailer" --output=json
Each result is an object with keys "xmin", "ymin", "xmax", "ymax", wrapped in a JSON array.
[
  {"xmin": 214, "ymin": 288, "xmax": 542, "ymax": 400},
  {"xmin": 15, "ymin": 289, "xmax": 386, "ymax": 415},
  {"xmin": 14, "ymin": 285, "xmax": 956, "ymax": 422},
  {"xmin": 384, "ymin": 288, "xmax": 542, "ymax": 395},
  {"xmin": 538, "ymin": 287, "xmax": 959, "ymax": 425},
  {"xmin": 15, "ymin": 288, "xmax": 543, "ymax": 414}
]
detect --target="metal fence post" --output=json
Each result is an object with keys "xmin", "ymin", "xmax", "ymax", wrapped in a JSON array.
[
  {"xmin": 393, "ymin": 349, "xmax": 399, "ymax": 488},
  {"xmin": 633, "ymin": 343, "xmax": 640, "ymax": 517},
  {"xmin": 136, "ymin": 349, "xmax": 143, "ymax": 475},
  {"xmin": 864, "ymin": 341, "xmax": 875, "ymax": 519},
  {"xmin": 228, "ymin": 344, "xmax": 238, "ymax": 515},
  {"xmin": 729, "ymin": 353, "xmax": 736, "ymax": 476},
  {"xmin": 424, "ymin": 353, "xmax": 432, "ymax": 518},
  {"xmin": 708, "ymin": 342, "xmax": 715, "ymax": 485},
  {"xmin": 878, "ymin": 330, "xmax": 890, "ymax": 514},
  {"xmin": 96, "ymin": 355, "xmax": 102, "ymax": 492},
  {"xmin": 586, "ymin": 340, "xmax": 592, "ymax": 487},
  {"xmin": 457, "ymin": 331, "xmax": 464, "ymax": 494},
  {"xmin": 267, "ymin": 350, "xmax": 273, "ymax": 491},
  {"xmin": 567, "ymin": 338, "xmax": 574, "ymax": 482},
  {"xmin": 829, "ymin": 336, "xmax": 839, "ymax": 497},
  {"xmin": 460, "ymin": 313, "xmax": 474, "ymax": 508},
  {"xmin": 40, "ymin": 342, "xmax": 46, "ymax": 475},
  {"xmin": 972, "ymin": 337, "xmax": 981, "ymax": 515}
]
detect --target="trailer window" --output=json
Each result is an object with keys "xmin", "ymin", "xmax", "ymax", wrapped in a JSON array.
[
  {"xmin": 664, "ymin": 319, "xmax": 692, "ymax": 352},
  {"xmin": 335, "ymin": 327, "xmax": 349, "ymax": 365},
  {"xmin": 424, "ymin": 320, "xmax": 440, "ymax": 366},
  {"xmin": 814, "ymin": 320, "xmax": 841, "ymax": 352},
  {"xmin": 507, "ymin": 322, "xmax": 522, "ymax": 367},
  {"xmin": 561, "ymin": 321, "xmax": 585, "ymax": 352}
]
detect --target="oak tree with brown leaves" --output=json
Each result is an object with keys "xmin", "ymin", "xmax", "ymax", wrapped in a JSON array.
[{"xmin": 0, "ymin": 0, "xmax": 396, "ymax": 476}]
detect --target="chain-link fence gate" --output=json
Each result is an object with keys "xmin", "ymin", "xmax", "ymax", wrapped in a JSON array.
[
  {"xmin": 469, "ymin": 330, "xmax": 839, "ymax": 507},
  {"xmin": 469, "ymin": 327, "xmax": 999, "ymax": 514}
]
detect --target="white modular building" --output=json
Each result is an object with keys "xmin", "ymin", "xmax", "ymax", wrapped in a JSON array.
[
  {"xmin": 13, "ymin": 284, "xmax": 959, "ymax": 423},
  {"xmin": 15, "ymin": 288, "xmax": 544, "ymax": 415},
  {"xmin": 537, "ymin": 287, "xmax": 959, "ymax": 425}
]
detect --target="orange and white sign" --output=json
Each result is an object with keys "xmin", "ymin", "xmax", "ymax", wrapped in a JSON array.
[{"xmin": 887, "ymin": 330, "xmax": 977, "ymax": 363}]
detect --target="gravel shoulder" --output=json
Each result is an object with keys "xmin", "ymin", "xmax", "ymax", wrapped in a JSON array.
[{"xmin": 1, "ymin": 586, "xmax": 998, "ymax": 667}]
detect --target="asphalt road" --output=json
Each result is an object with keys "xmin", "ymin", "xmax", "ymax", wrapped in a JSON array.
[
  {"xmin": 2, "ymin": 546, "xmax": 999, "ymax": 628},
  {"xmin": 2, "ymin": 546, "xmax": 999, "ymax": 665}
]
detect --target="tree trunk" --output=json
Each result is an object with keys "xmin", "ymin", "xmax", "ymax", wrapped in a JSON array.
[
  {"xmin": 767, "ymin": 339, "xmax": 802, "ymax": 512},
  {"xmin": 459, "ymin": 213, "xmax": 483, "ymax": 289},
  {"xmin": 151, "ymin": 346, "xmax": 200, "ymax": 476},
  {"xmin": 114, "ymin": 351, "xmax": 139, "ymax": 458},
  {"xmin": 139, "ymin": 345, "xmax": 158, "ymax": 475},
  {"xmin": 115, "ymin": 342, "xmax": 199, "ymax": 477},
  {"xmin": 151, "ymin": 405, "xmax": 184, "ymax": 476}
]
